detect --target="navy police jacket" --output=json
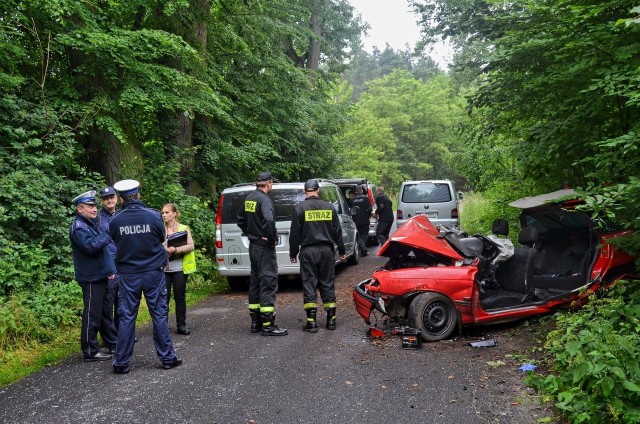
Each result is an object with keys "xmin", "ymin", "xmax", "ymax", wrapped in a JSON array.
[
  {"xmin": 69, "ymin": 214, "xmax": 116, "ymax": 283},
  {"xmin": 109, "ymin": 199, "xmax": 166, "ymax": 273},
  {"xmin": 236, "ymin": 188, "xmax": 278, "ymax": 245},
  {"xmin": 289, "ymin": 196, "xmax": 345, "ymax": 258},
  {"xmin": 98, "ymin": 207, "xmax": 118, "ymax": 259}
]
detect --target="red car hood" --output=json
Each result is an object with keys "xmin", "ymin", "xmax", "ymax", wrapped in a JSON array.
[{"xmin": 378, "ymin": 215, "xmax": 463, "ymax": 261}]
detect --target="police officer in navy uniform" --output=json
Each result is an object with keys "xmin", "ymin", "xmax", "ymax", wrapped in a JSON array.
[
  {"xmin": 69, "ymin": 190, "xmax": 118, "ymax": 362},
  {"xmin": 350, "ymin": 186, "xmax": 372, "ymax": 256},
  {"xmin": 289, "ymin": 179, "xmax": 346, "ymax": 332},
  {"xmin": 98, "ymin": 186, "xmax": 120, "ymax": 332},
  {"xmin": 375, "ymin": 186, "xmax": 394, "ymax": 245},
  {"xmin": 237, "ymin": 171, "xmax": 288, "ymax": 336},
  {"xmin": 109, "ymin": 179, "xmax": 182, "ymax": 373}
]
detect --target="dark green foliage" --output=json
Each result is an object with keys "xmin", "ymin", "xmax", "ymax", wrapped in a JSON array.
[
  {"xmin": 0, "ymin": 0, "xmax": 363, "ymax": 357},
  {"xmin": 529, "ymin": 282, "xmax": 640, "ymax": 423}
]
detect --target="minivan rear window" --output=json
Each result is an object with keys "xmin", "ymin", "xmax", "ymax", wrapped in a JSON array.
[
  {"xmin": 221, "ymin": 188, "xmax": 306, "ymax": 224},
  {"xmin": 401, "ymin": 183, "xmax": 452, "ymax": 203}
]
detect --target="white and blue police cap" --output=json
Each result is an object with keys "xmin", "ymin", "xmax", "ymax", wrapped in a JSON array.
[
  {"xmin": 113, "ymin": 179, "xmax": 140, "ymax": 196},
  {"xmin": 99, "ymin": 186, "xmax": 116, "ymax": 198},
  {"xmin": 72, "ymin": 190, "xmax": 97, "ymax": 206}
]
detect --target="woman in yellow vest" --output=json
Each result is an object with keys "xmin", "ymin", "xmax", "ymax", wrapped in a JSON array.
[{"xmin": 162, "ymin": 203, "xmax": 196, "ymax": 335}]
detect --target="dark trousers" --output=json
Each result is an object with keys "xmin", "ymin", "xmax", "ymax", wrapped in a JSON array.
[
  {"xmin": 165, "ymin": 271, "xmax": 188, "ymax": 326},
  {"xmin": 376, "ymin": 220, "xmax": 393, "ymax": 245},
  {"xmin": 300, "ymin": 244, "xmax": 336, "ymax": 307},
  {"xmin": 106, "ymin": 274, "xmax": 120, "ymax": 331},
  {"xmin": 248, "ymin": 241, "xmax": 278, "ymax": 310},
  {"xmin": 79, "ymin": 279, "xmax": 117, "ymax": 358},
  {"xmin": 113, "ymin": 270, "xmax": 177, "ymax": 367},
  {"xmin": 356, "ymin": 223, "xmax": 369, "ymax": 252}
]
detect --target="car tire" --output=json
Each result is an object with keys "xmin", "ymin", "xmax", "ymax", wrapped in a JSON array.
[
  {"xmin": 227, "ymin": 277, "xmax": 249, "ymax": 291},
  {"xmin": 408, "ymin": 292, "xmax": 458, "ymax": 342},
  {"xmin": 347, "ymin": 243, "xmax": 359, "ymax": 265}
]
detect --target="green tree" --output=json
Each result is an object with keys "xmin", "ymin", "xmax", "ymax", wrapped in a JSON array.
[{"xmin": 338, "ymin": 70, "xmax": 465, "ymax": 190}]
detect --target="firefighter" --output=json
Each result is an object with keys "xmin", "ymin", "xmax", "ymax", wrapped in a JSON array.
[
  {"xmin": 237, "ymin": 171, "xmax": 288, "ymax": 336},
  {"xmin": 289, "ymin": 179, "xmax": 346, "ymax": 332}
]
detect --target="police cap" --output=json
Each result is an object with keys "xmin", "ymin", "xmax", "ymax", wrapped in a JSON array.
[
  {"xmin": 257, "ymin": 171, "xmax": 273, "ymax": 182},
  {"xmin": 72, "ymin": 190, "xmax": 97, "ymax": 206},
  {"xmin": 113, "ymin": 179, "xmax": 140, "ymax": 196},
  {"xmin": 99, "ymin": 186, "xmax": 116, "ymax": 198},
  {"xmin": 304, "ymin": 179, "xmax": 320, "ymax": 192}
]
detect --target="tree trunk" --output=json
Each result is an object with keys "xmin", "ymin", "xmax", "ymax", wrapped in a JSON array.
[
  {"xmin": 308, "ymin": 0, "xmax": 322, "ymax": 84},
  {"xmin": 174, "ymin": 0, "xmax": 209, "ymax": 195},
  {"xmin": 88, "ymin": 129, "xmax": 143, "ymax": 184}
]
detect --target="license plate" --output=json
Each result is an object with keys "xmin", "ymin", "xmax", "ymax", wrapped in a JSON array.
[{"xmin": 417, "ymin": 212, "xmax": 437, "ymax": 219}]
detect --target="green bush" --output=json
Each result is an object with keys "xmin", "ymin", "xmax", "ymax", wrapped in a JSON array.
[
  {"xmin": 528, "ymin": 281, "xmax": 640, "ymax": 423},
  {"xmin": 0, "ymin": 240, "xmax": 48, "ymax": 296}
]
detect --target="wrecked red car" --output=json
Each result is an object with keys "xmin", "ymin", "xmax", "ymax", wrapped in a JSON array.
[{"xmin": 353, "ymin": 189, "xmax": 637, "ymax": 342}]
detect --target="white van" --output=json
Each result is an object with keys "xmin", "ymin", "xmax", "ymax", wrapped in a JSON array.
[
  {"xmin": 215, "ymin": 181, "xmax": 360, "ymax": 290},
  {"xmin": 396, "ymin": 180, "xmax": 459, "ymax": 229}
]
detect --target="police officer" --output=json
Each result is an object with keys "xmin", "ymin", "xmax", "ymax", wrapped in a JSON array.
[
  {"xmin": 98, "ymin": 186, "xmax": 120, "ymax": 332},
  {"xmin": 109, "ymin": 179, "xmax": 182, "ymax": 373},
  {"xmin": 237, "ymin": 171, "xmax": 287, "ymax": 336},
  {"xmin": 375, "ymin": 186, "xmax": 394, "ymax": 245},
  {"xmin": 289, "ymin": 179, "xmax": 346, "ymax": 332},
  {"xmin": 350, "ymin": 186, "xmax": 372, "ymax": 256},
  {"xmin": 69, "ymin": 190, "xmax": 117, "ymax": 362}
]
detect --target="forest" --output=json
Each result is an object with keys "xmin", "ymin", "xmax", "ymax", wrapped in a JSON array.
[{"xmin": 1, "ymin": 1, "xmax": 640, "ymax": 421}]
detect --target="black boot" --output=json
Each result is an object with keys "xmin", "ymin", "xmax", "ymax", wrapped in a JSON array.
[
  {"xmin": 249, "ymin": 309, "xmax": 262, "ymax": 333},
  {"xmin": 261, "ymin": 313, "xmax": 288, "ymax": 336},
  {"xmin": 326, "ymin": 308, "xmax": 336, "ymax": 330},
  {"xmin": 302, "ymin": 308, "xmax": 318, "ymax": 333},
  {"xmin": 177, "ymin": 325, "xmax": 190, "ymax": 335}
]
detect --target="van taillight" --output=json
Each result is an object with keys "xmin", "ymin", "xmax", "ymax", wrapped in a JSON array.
[
  {"xmin": 451, "ymin": 208, "xmax": 458, "ymax": 219},
  {"xmin": 396, "ymin": 210, "xmax": 403, "ymax": 220},
  {"xmin": 215, "ymin": 194, "xmax": 224, "ymax": 249}
]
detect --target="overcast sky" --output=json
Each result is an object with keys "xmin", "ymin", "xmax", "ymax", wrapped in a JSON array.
[{"xmin": 348, "ymin": 0, "xmax": 452, "ymax": 68}]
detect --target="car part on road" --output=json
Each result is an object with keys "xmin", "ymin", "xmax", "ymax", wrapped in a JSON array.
[
  {"xmin": 401, "ymin": 328, "xmax": 422, "ymax": 349},
  {"xmin": 468, "ymin": 339, "xmax": 497, "ymax": 348}
]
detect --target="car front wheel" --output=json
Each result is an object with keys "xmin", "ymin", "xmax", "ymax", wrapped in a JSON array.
[{"xmin": 408, "ymin": 292, "xmax": 458, "ymax": 342}]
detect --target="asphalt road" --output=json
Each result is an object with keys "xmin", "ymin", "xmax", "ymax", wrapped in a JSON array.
[{"xmin": 0, "ymin": 246, "xmax": 559, "ymax": 424}]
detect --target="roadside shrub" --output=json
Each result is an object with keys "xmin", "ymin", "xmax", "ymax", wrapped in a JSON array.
[
  {"xmin": 459, "ymin": 178, "xmax": 555, "ymax": 241},
  {"xmin": 528, "ymin": 281, "xmax": 640, "ymax": 423},
  {"xmin": 0, "ymin": 240, "xmax": 48, "ymax": 296}
]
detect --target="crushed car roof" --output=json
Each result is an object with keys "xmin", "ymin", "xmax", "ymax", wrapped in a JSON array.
[
  {"xmin": 378, "ymin": 215, "xmax": 463, "ymax": 261},
  {"xmin": 508, "ymin": 189, "xmax": 577, "ymax": 209}
]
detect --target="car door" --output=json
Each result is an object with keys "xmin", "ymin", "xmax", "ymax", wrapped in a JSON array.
[{"xmin": 320, "ymin": 185, "xmax": 357, "ymax": 261}]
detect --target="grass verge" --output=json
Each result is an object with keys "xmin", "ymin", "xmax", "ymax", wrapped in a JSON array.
[{"xmin": 0, "ymin": 275, "xmax": 228, "ymax": 388}]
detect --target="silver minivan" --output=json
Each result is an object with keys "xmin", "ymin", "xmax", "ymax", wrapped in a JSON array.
[
  {"xmin": 396, "ymin": 180, "xmax": 459, "ymax": 229},
  {"xmin": 215, "ymin": 181, "xmax": 360, "ymax": 290}
]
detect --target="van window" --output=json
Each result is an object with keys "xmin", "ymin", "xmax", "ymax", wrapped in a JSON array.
[
  {"xmin": 320, "ymin": 186, "xmax": 342, "ymax": 214},
  {"xmin": 401, "ymin": 182, "xmax": 452, "ymax": 203},
  {"xmin": 221, "ymin": 188, "xmax": 305, "ymax": 224}
]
